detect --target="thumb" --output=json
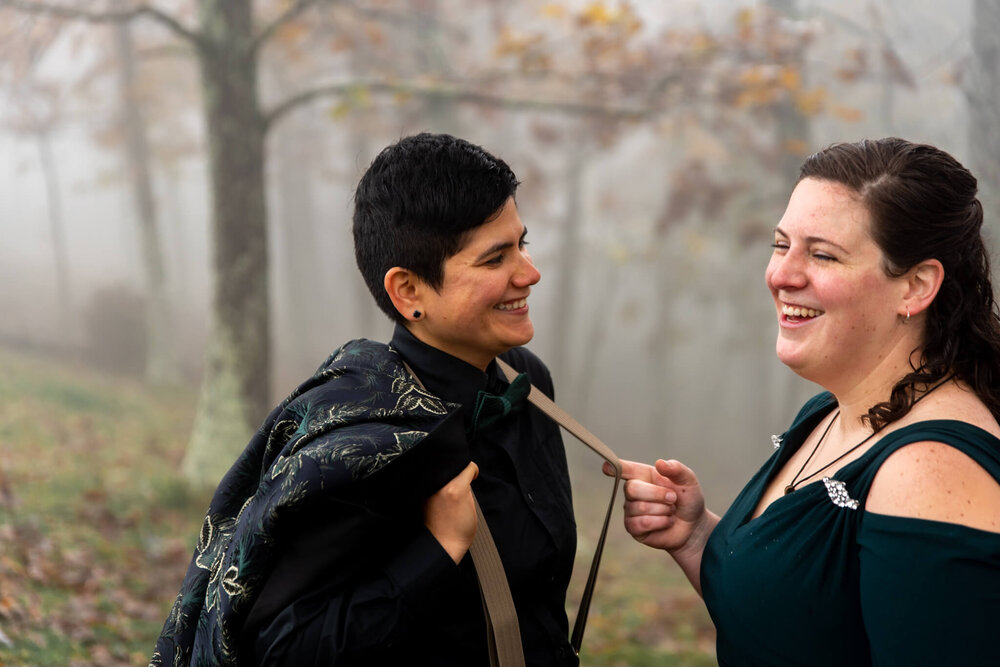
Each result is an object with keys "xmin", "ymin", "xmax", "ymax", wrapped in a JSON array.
[
  {"xmin": 460, "ymin": 461, "xmax": 479, "ymax": 484},
  {"xmin": 654, "ymin": 458, "xmax": 698, "ymax": 487}
]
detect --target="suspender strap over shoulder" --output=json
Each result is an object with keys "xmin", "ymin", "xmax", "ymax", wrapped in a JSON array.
[
  {"xmin": 403, "ymin": 358, "xmax": 622, "ymax": 664},
  {"xmin": 497, "ymin": 359, "xmax": 623, "ymax": 655},
  {"xmin": 402, "ymin": 360, "xmax": 526, "ymax": 666}
]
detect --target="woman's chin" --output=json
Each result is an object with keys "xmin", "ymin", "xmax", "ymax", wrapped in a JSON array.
[
  {"xmin": 775, "ymin": 346, "xmax": 808, "ymax": 372},
  {"xmin": 504, "ymin": 321, "xmax": 535, "ymax": 348}
]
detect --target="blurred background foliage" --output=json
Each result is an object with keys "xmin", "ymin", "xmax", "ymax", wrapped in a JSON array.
[{"xmin": 0, "ymin": 0, "xmax": 997, "ymax": 664}]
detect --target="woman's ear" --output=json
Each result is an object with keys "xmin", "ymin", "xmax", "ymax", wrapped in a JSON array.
[
  {"xmin": 902, "ymin": 258, "xmax": 944, "ymax": 318},
  {"xmin": 384, "ymin": 267, "xmax": 425, "ymax": 322}
]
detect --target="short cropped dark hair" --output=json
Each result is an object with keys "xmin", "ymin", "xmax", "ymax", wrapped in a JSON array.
[{"xmin": 353, "ymin": 133, "xmax": 520, "ymax": 323}]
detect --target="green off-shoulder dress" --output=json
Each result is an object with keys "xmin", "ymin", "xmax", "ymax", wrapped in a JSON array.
[{"xmin": 702, "ymin": 393, "xmax": 1000, "ymax": 666}]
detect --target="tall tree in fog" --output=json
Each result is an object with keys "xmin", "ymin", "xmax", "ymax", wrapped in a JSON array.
[
  {"xmin": 1, "ymin": 0, "xmax": 868, "ymax": 488},
  {"xmin": 768, "ymin": 0, "xmax": 811, "ymax": 182},
  {"xmin": 111, "ymin": 9, "xmax": 179, "ymax": 385},
  {"xmin": 760, "ymin": 0, "xmax": 814, "ymax": 428},
  {"xmin": 35, "ymin": 119, "xmax": 73, "ymax": 339},
  {"xmin": 967, "ymin": 0, "xmax": 1000, "ymax": 234},
  {"xmin": 0, "ymin": 0, "xmax": 584, "ymax": 486},
  {"xmin": 6, "ymin": 88, "xmax": 74, "ymax": 340},
  {"xmin": 264, "ymin": 59, "xmax": 322, "ymax": 379},
  {"xmin": 645, "ymin": 4, "xmax": 827, "ymax": 468},
  {"xmin": 0, "ymin": 0, "xmax": 324, "ymax": 486},
  {"xmin": 0, "ymin": 21, "xmax": 74, "ymax": 341}
]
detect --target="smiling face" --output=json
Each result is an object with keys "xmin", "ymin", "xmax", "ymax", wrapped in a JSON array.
[
  {"xmin": 765, "ymin": 178, "xmax": 911, "ymax": 388},
  {"xmin": 409, "ymin": 197, "xmax": 540, "ymax": 369}
]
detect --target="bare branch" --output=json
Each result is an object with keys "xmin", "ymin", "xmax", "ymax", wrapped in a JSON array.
[
  {"xmin": 251, "ymin": 0, "xmax": 324, "ymax": 54},
  {"xmin": 263, "ymin": 79, "xmax": 653, "ymax": 132},
  {"xmin": 0, "ymin": 0, "xmax": 201, "ymax": 45}
]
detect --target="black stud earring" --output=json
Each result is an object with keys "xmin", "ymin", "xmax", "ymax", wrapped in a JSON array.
[{"xmin": 413, "ymin": 310, "xmax": 422, "ymax": 319}]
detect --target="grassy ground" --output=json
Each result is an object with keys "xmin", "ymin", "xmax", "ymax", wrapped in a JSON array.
[{"xmin": 0, "ymin": 346, "xmax": 715, "ymax": 666}]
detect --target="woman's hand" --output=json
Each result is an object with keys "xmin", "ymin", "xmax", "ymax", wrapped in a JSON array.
[
  {"xmin": 604, "ymin": 458, "xmax": 719, "ymax": 594},
  {"xmin": 423, "ymin": 462, "xmax": 479, "ymax": 564}
]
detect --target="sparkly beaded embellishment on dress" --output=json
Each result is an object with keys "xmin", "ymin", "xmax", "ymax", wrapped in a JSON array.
[
  {"xmin": 822, "ymin": 477, "xmax": 859, "ymax": 510},
  {"xmin": 771, "ymin": 434, "xmax": 782, "ymax": 450}
]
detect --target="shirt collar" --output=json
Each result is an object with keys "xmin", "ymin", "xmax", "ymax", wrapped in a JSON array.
[{"xmin": 390, "ymin": 324, "xmax": 503, "ymax": 421}]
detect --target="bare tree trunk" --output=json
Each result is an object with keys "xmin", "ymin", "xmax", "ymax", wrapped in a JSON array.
[
  {"xmin": 967, "ymin": 0, "xmax": 1000, "ymax": 249},
  {"xmin": 415, "ymin": 0, "xmax": 460, "ymax": 133},
  {"xmin": 36, "ymin": 129, "xmax": 73, "ymax": 343},
  {"xmin": 350, "ymin": 139, "xmax": 381, "ymax": 337},
  {"xmin": 266, "ymin": 60, "xmax": 324, "ymax": 380},
  {"xmin": 344, "ymin": 34, "xmax": 382, "ymax": 339},
  {"xmin": 549, "ymin": 139, "xmax": 586, "ymax": 391},
  {"xmin": 112, "ymin": 10, "xmax": 179, "ymax": 385},
  {"xmin": 182, "ymin": 0, "xmax": 270, "ymax": 488}
]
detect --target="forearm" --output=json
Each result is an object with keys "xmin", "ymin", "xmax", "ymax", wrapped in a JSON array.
[{"xmin": 668, "ymin": 510, "xmax": 720, "ymax": 596}]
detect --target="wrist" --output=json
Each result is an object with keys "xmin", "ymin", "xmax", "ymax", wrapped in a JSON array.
[
  {"xmin": 436, "ymin": 534, "xmax": 472, "ymax": 564},
  {"xmin": 671, "ymin": 510, "xmax": 719, "ymax": 559}
]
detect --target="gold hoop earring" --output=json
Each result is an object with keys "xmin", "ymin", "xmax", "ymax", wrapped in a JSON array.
[{"xmin": 906, "ymin": 307, "xmax": 910, "ymax": 322}]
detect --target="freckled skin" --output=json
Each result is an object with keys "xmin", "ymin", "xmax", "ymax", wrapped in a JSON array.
[
  {"xmin": 765, "ymin": 179, "xmax": 911, "ymax": 392},
  {"xmin": 755, "ymin": 178, "xmax": 1000, "ymax": 533},
  {"xmin": 869, "ymin": 440, "xmax": 1000, "ymax": 532}
]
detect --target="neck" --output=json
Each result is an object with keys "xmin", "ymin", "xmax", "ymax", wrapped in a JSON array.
[{"xmin": 824, "ymin": 341, "xmax": 924, "ymax": 428}]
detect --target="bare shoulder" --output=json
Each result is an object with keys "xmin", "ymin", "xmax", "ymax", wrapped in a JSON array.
[
  {"xmin": 867, "ymin": 381, "xmax": 1000, "ymax": 531},
  {"xmin": 868, "ymin": 440, "xmax": 1000, "ymax": 533}
]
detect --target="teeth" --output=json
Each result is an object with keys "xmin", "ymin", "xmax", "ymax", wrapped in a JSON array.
[
  {"xmin": 782, "ymin": 305, "xmax": 823, "ymax": 318},
  {"xmin": 496, "ymin": 298, "xmax": 527, "ymax": 311}
]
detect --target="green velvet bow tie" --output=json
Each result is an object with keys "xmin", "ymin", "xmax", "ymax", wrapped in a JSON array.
[{"xmin": 468, "ymin": 372, "xmax": 531, "ymax": 439}]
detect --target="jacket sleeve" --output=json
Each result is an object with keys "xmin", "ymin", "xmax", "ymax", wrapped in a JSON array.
[
  {"xmin": 242, "ymin": 408, "xmax": 474, "ymax": 666},
  {"xmin": 244, "ymin": 517, "xmax": 465, "ymax": 666}
]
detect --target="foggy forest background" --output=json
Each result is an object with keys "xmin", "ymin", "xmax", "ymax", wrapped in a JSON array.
[{"xmin": 0, "ymin": 0, "xmax": 999, "ymax": 662}]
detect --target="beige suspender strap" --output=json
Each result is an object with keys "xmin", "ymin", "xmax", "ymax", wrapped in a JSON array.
[
  {"xmin": 470, "ymin": 495, "xmax": 525, "ymax": 667},
  {"xmin": 497, "ymin": 359, "xmax": 623, "ymax": 655},
  {"xmin": 401, "ymin": 361, "xmax": 524, "ymax": 666}
]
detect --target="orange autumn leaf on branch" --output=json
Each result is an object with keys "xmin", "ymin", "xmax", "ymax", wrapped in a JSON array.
[
  {"xmin": 580, "ymin": 2, "xmax": 617, "ymax": 26},
  {"xmin": 794, "ymin": 86, "xmax": 827, "ymax": 116}
]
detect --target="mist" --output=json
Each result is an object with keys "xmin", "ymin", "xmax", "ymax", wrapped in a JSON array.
[{"xmin": 0, "ymin": 0, "xmax": 990, "ymax": 506}]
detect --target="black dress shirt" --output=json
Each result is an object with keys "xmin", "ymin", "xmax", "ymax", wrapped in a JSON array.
[{"xmin": 243, "ymin": 326, "xmax": 578, "ymax": 666}]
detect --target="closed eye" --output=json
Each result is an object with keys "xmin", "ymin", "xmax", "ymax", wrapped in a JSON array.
[{"xmin": 771, "ymin": 242, "xmax": 837, "ymax": 262}]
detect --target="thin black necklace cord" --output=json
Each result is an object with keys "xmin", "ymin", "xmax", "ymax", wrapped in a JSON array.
[
  {"xmin": 784, "ymin": 410, "xmax": 849, "ymax": 495},
  {"xmin": 784, "ymin": 376, "xmax": 953, "ymax": 495}
]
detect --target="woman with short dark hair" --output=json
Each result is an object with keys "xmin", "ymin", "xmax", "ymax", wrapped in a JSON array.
[{"xmin": 152, "ymin": 133, "xmax": 578, "ymax": 666}]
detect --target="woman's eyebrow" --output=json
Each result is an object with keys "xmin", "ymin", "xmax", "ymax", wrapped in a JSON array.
[
  {"xmin": 473, "ymin": 228, "xmax": 528, "ymax": 262},
  {"xmin": 774, "ymin": 226, "xmax": 849, "ymax": 253},
  {"xmin": 474, "ymin": 241, "xmax": 514, "ymax": 262}
]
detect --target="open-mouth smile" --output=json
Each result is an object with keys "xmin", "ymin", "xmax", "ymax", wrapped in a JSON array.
[
  {"xmin": 781, "ymin": 304, "xmax": 824, "ymax": 320},
  {"xmin": 496, "ymin": 298, "xmax": 527, "ymax": 311}
]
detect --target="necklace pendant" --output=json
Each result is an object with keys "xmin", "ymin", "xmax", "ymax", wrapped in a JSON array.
[{"xmin": 784, "ymin": 484, "xmax": 795, "ymax": 495}]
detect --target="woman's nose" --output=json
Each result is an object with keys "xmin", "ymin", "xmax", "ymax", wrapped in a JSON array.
[
  {"xmin": 515, "ymin": 250, "xmax": 541, "ymax": 286},
  {"xmin": 766, "ymin": 252, "xmax": 807, "ymax": 290}
]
